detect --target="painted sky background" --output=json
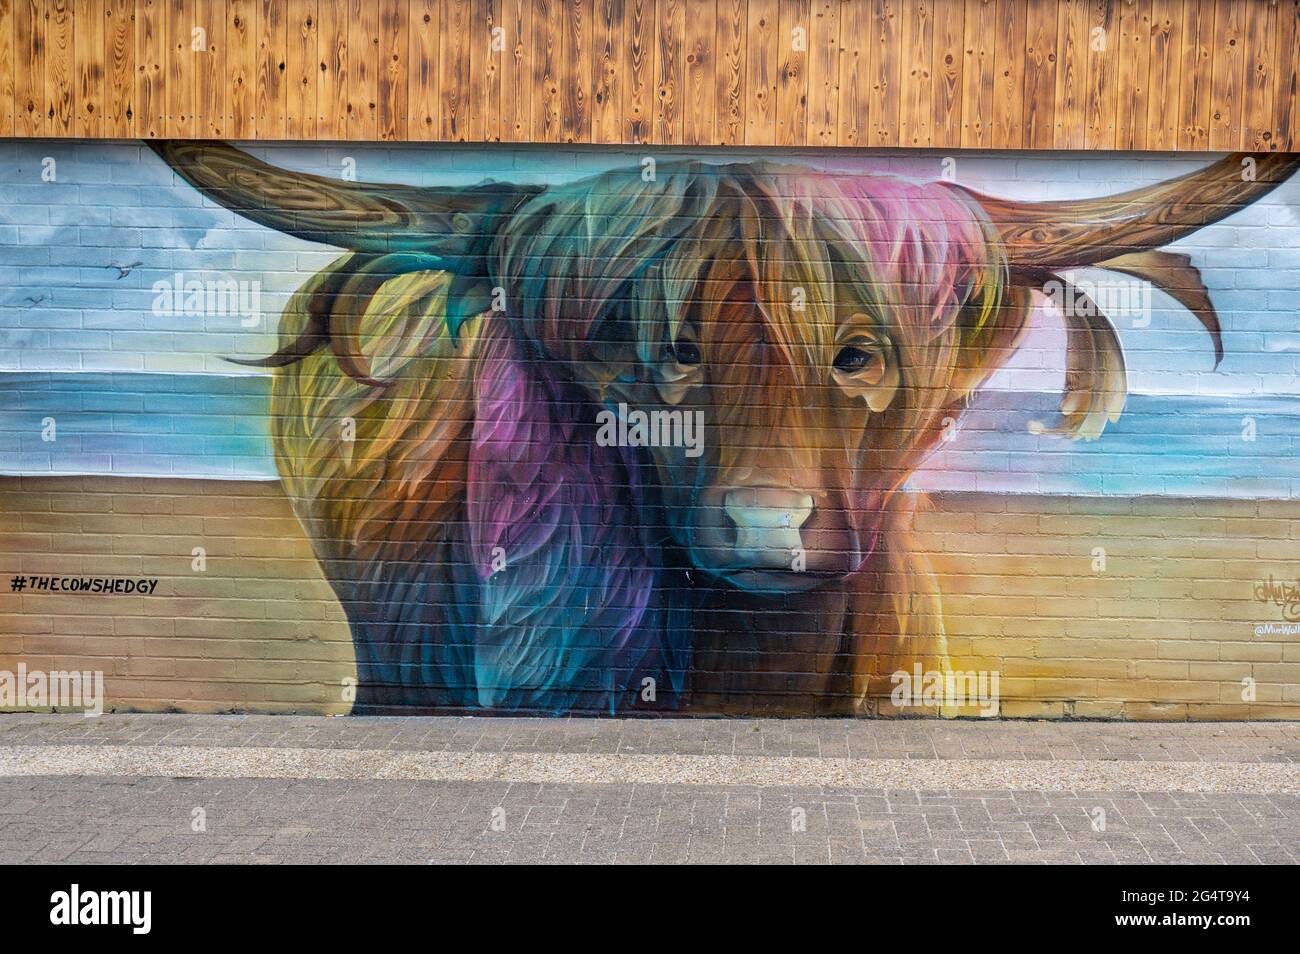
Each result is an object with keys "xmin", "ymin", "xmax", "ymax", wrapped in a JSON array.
[{"xmin": 2, "ymin": 140, "xmax": 1297, "ymax": 395}]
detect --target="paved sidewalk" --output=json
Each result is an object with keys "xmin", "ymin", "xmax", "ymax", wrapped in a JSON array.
[{"xmin": 0, "ymin": 714, "xmax": 1296, "ymax": 864}]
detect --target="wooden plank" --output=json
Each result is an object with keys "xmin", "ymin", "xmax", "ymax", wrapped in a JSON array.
[
  {"xmin": 992, "ymin": 0, "xmax": 1026, "ymax": 148},
  {"xmin": 0, "ymin": 0, "xmax": 12, "ymax": 136},
  {"xmin": 1053, "ymin": 0, "xmax": 1088, "ymax": 149},
  {"xmin": 897, "ymin": 0, "xmax": 932, "ymax": 146},
  {"xmin": 805, "ymin": 0, "xmax": 835, "ymax": 145},
  {"xmin": 103, "ymin": 0, "xmax": 135, "ymax": 135},
  {"xmin": 712, "ymin": 0, "xmax": 744, "ymax": 144},
  {"xmin": 225, "ymin": 0, "xmax": 256, "ymax": 137},
  {"xmin": 74, "ymin": 0, "xmax": 104, "ymax": 137},
  {"xmin": 1208, "ymin": 0, "xmax": 1244, "ymax": 149},
  {"xmin": 1022, "ymin": 0, "xmax": 1056, "ymax": 148},
  {"xmin": 47, "ymin": 0, "xmax": 75, "ymax": 135},
  {"xmin": 258, "ymin": 0, "xmax": 287, "ymax": 137},
  {"xmin": 165, "ymin": 0, "xmax": 194, "ymax": 136},
  {"xmin": 468, "ymin": 0, "xmax": 500, "ymax": 141},
  {"xmin": 195, "ymin": 0, "xmax": 227, "ymax": 137},
  {"xmin": 836, "ymin": 0, "xmax": 865, "ymax": 145},
  {"xmin": 869, "ymin": 0, "xmax": 899, "ymax": 145},
  {"xmin": 407, "ymin": 0, "xmax": 438, "ymax": 138},
  {"xmin": 623, "ymin": 0, "xmax": 652, "ymax": 142},
  {"xmin": 284, "ymin": 0, "xmax": 316, "ymax": 139},
  {"xmin": 501, "ymin": 0, "xmax": 530, "ymax": 139},
  {"xmin": 774, "ymin": 0, "xmax": 804, "ymax": 145},
  {"xmin": 440, "ymin": 0, "xmax": 471, "ymax": 141},
  {"xmin": 1083, "ymin": 0, "xmax": 1117, "ymax": 149},
  {"xmin": 656, "ymin": 0, "xmax": 684, "ymax": 142},
  {"xmin": 346, "ymin": 0, "xmax": 378, "ymax": 139},
  {"xmin": 563, "ymin": 0, "xmax": 592, "ymax": 141},
  {"xmin": 681, "ymin": 0, "xmax": 715, "ymax": 143},
  {"xmin": 1144, "ymin": 0, "xmax": 1180, "ymax": 150},
  {"xmin": 14, "ymin": 0, "xmax": 44, "ymax": 135},
  {"xmin": 531, "ymin": 0, "xmax": 561, "ymax": 141},
  {"xmin": 1275, "ymin": 0, "xmax": 1299, "ymax": 152},
  {"xmin": 1241, "ymin": 0, "xmax": 1276, "ymax": 151},
  {"xmin": 960, "ymin": 0, "xmax": 995, "ymax": 148},
  {"xmin": 590, "ymin": 0, "xmax": 620, "ymax": 142},
  {"xmin": 1114, "ymin": 0, "xmax": 1149, "ymax": 151},
  {"xmin": 316, "ymin": 0, "xmax": 347, "ymax": 137},
  {"xmin": 377, "ymin": 0, "xmax": 407, "ymax": 140},
  {"xmin": 1178, "ymin": 0, "xmax": 1213, "ymax": 149},
  {"xmin": 931, "ymin": 0, "xmax": 963, "ymax": 147},
  {"xmin": 134, "ymin": 0, "xmax": 164, "ymax": 137},
  {"xmin": 744, "ymin": 0, "xmax": 776, "ymax": 144}
]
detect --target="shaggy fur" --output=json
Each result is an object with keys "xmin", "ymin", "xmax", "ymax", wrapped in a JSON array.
[{"xmin": 267, "ymin": 163, "xmax": 1029, "ymax": 714}]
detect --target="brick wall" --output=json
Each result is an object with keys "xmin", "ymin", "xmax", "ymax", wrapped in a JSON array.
[{"xmin": 1, "ymin": 140, "xmax": 1298, "ymax": 718}]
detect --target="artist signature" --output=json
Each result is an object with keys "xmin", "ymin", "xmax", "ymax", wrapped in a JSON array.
[{"xmin": 1253, "ymin": 576, "xmax": 1300, "ymax": 621}]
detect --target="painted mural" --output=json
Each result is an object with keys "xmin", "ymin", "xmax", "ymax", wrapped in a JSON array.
[{"xmin": 2, "ymin": 142, "xmax": 1299, "ymax": 718}]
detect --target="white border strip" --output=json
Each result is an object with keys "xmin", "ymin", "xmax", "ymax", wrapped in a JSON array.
[{"xmin": 1, "ymin": 745, "xmax": 1295, "ymax": 793}]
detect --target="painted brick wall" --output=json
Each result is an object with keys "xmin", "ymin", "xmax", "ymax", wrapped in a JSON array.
[{"xmin": 1, "ymin": 140, "xmax": 1299, "ymax": 719}]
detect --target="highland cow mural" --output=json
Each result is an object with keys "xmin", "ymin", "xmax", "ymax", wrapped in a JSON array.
[{"xmin": 2, "ymin": 142, "xmax": 1299, "ymax": 718}]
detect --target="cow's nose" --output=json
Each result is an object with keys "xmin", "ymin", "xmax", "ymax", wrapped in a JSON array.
[{"xmin": 724, "ymin": 488, "xmax": 814, "ymax": 565}]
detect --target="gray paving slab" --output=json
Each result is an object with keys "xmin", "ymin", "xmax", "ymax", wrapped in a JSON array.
[{"xmin": 0, "ymin": 713, "xmax": 1295, "ymax": 864}]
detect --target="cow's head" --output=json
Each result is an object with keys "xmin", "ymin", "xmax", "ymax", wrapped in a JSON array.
[{"xmin": 152, "ymin": 143, "xmax": 1299, "ymax": 595}]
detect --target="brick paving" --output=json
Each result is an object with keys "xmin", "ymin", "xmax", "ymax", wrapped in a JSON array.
[{"xmin": 0, "ymin": 714, "xmax": 1296, "ymax": 864}]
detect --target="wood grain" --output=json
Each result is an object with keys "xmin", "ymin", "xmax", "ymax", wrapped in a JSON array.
[
  {"xmin": 0, "ymin": 0, "xmax": 1291, "ymax": 149},
  {"xmin": 1178, "ymin": 0, "xmax": 1213, "ymax": 149},
  {"xmin": 535, "ymin": 0, "xmax": 562, "ymax": 141},
  {"xmin": 869, "ymin": 0, "xmax": 900, "ymax": 145},
  {"xmin": 1084, "ymin": 0, "xmax": 1118, "ymax": 149},
  {"xmin": 0, "ymin": 1, "xmax": 12, "ymax": 135},
  {"xmin": 656, "ymin": 0, "xmax": 683, "ymax": 142},
  {"xmin": 195, "ymin": 0, "xmax": 226, "ymax": 137},
  {"xmin": 48, "ymin": 0, "xmax": 75, "ymax": 135},
  {"xmin": 714, "ymin": 0, "xmax": 744, "ymax": 145},
  {"xmin": 1053, "ymin": 0, "xmax": 1088, "ymax": 149},
  {"xmin": 898, "ymin": 0, "xmax": 934, "ymax": 147},
  {"xmin": 961, "ymin": 0, "xmax": 996, "ymax": 148},
  {"xmin": 744, "ymin": 0, "xmax": 776, "ymax": 144},
  {"xmin": 836, "ymin": 0, "xmax": 865, "ymax": 146},
  {"xmin": 284, "ymin": 0, "xmax": 315, "ymax": 139},
  {"xmin": 225, "ymin": 0, "xmax": 255, "ymax": 136},
  {"xmin": 1113, "ymin": 0, "xmax": 1147, "ymax": 149},
  {"xmin": 932, "ymin": 0, "xmax": 964, "ymax": 146},
  {"xmin": 408, "ymin": 0, "xmax": 440, "ymax": 138},
  {"xmin": 377, "ymin": 0, "xmax": 406, "ymax": 140},
  {"xmin": 1023, "ymin": 0, "xmax": 1057, "ymax": 149},
  {"xmin": 992, "ymin": 0, "xmax": 1026, "ymax": 148},
  {"xmin": 257, "ymin": 0, "xmax": 287, "ymax": 138},
  {"xmin": 104, "ymin": 0, "xmax": 134, "ymax": 134},
  {"xmin": 683, "ymin": 0, "xmax": 716, "ymax": 144},
  {"xmin": 804, "ymin": 0, "xmax": 834, "ymax": 146}
]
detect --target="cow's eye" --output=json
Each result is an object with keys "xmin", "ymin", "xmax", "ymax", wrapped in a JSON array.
[
  {"xmin": 671, "ymin": 340, "xmax": 702, "ymax": 366},
  {"xmin": 833, "ymin": 345, "xmax": 879, "ymax": 375}
]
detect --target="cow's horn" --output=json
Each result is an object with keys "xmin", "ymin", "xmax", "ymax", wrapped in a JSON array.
[
  {"xmin": 149, "ymin": 140, "xmax": 543, "ymax": 268},
  {"xmin": 949, "ymin": 153, "xmax": 1300, "ymax": 269}
]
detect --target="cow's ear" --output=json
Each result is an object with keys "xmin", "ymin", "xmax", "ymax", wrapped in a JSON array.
[
  {"xmin": 150, "ymin": 140, "xmax": 542, "ymax": 272},
  {"xmin": 949, "ymin": 282, "xmax": 1034, "ymax": 395}
]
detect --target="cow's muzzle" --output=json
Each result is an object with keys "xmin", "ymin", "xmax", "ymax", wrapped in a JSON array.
[{"xmin": 723, "ymin": 488, "xmax": 815, "ymax": 567}]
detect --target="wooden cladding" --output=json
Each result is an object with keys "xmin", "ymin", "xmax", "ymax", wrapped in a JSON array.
[{"xmin": 0, "ymin": 0, "xmax": 1296, "ymax": 150}]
